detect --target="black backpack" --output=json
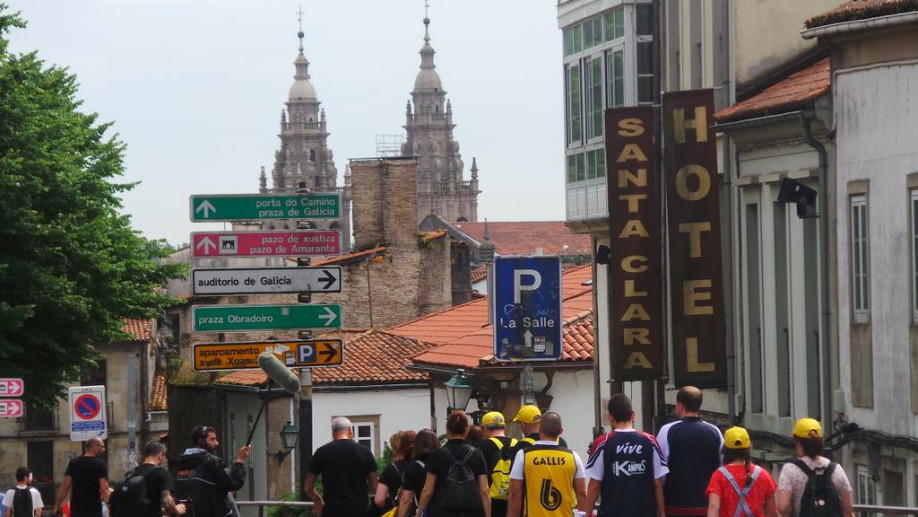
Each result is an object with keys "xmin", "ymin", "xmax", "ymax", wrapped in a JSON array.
[
  {"xmin": 12, "ymin": 487, "xmax": 33, "ymax": 517},
  {"xmin": 793, "ymin": 460, "xmax": 843, "ymax": 517},
  {"xmin": 440, "ymin": 445, "xmax": 481, "ymax": 511},
  {"xmin": 109, "ymin": 466, "xmax": 153, "ymax": 517}
]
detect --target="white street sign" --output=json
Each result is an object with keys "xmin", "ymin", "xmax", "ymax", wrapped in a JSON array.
[
  {"xmin": 192, "ymin": 267, "xmax": 342, "ymax": 295},
  {"xmin": 69, "ymin": 385, "xmax": 107, "ymax": 441}
]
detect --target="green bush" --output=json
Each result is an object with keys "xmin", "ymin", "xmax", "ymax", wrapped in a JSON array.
[{"xmin": 266, "ymin": 492, "xmax": 309, "ymax": 517}]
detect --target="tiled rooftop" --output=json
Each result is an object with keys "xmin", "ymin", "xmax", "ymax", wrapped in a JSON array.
[
  {"xmin": 715, "ymin": 58, "xmax": 831, "ymax": 124},
  {"xmin": 470, "ymin": 266, "xmax": 488, "ymax": 285},
  {"xmin": 806, "ymin": 0, "xmax": 918, "ymax": 29},
  {"xmin": 454, "ymin": 221, "xmax": 592, "ymax": 256},
  {"xmin": 390, "ymin": 264, "xmax": 595, "ymax": 368},
  {"xmin": 215, "ymin": 329, "xmax": 435, "ymax": 388},
  {"xmin": 122, "ymin": 319, "xmax": 152, "ymax": 341}
]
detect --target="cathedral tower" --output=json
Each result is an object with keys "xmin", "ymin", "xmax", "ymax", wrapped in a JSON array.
[
  {"xmin": 401, "ymin": 14, "xmax": 480, "ymax": 223},
  {"xmin": 260, "ymin": 22, "xmax": 352, "ymax": 249}
]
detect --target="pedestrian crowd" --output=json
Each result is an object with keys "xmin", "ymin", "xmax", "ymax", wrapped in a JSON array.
[
  {"xmin": 315, "ymin": 386, "xmax": 854, "ymax": 517},
  {"xmin": 18, "ymin": 386, "xmax": 855, "ymax": 517}
]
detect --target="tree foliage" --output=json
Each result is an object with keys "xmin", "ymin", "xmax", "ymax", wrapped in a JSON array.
[{"xmin": 0, "ymin": 6, "xmax": 186, "ymax": 407}]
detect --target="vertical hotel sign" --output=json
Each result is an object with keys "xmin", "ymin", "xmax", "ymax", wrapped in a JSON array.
[
  {"xmin": 605, "ymin": 107, "xmax": 663, "ymax": 380},
  {"xmin": 662, "ymin": 89, "xmax": 727, "ymax": 388}
]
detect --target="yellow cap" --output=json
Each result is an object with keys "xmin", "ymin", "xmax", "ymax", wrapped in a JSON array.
[
  {"xmin": 513, "ymin": 405, "xmax": 542, "ymax": 424},
  {"xmin": 481, "ymin": 411, "xmax": 506, "ymax": 428},
  {"xmin": 793, "ymin": 418, "xmax": 823, "ymax": 438},
  {"xmin": 723, "ymin": 426, "xmax": 751, "ymax": 449}
]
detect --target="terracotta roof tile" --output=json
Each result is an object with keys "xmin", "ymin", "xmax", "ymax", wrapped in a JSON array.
[
  {"xmin": 148, "ymin": 370, "xmax": 168, "ymax": 411},
  {"xmin": 715, "ymin": 58, "xmax": 831, "ymax": 124},
  {"xmin": 454, "ymin": 221, "xmax": 592, "ymax": 256},
  {"xmin": 806, "ymin": 0, "xmax": 918, "ymax": 29},
  {"xmin": 311, "ymin": 246, "xmax": 387, "ymax": 266},
  {"xmin": 470, "ymin": 266, "xmax": 488, "ymax": 284},
  {"xmin": 122, "ymin": 319, "xmax": 152, "ymax": 341},
  {"xmin": 215, "ymin": 329, "xmax": 436, "ymax": 388},
  {"xmin": 391, "ymin": 265, "xmax": 595, "ymax": 368}
]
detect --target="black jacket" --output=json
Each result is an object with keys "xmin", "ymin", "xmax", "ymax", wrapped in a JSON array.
[{"xmin": 174, "ymin": 448, "xmax": 246, "ymax": 517}]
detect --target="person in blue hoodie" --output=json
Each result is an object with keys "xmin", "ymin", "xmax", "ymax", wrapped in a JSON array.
[{"xmin": 174, "ymin": 426, "xmax": 250, "ymax": 517}]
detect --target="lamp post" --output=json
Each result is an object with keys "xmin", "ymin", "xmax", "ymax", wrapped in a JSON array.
[
  {"xmin": 274, "ymin": 421, "xmax": 299, "ymax": 463},
  {"xmin": 444, "ymin": 369, "xmax": 475, "ymax": 415}
]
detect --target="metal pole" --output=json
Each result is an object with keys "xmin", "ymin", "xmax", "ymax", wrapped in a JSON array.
[
  {"xmin": 127, "ymin": 350, "xmax": 137, "ymax": 470},
  {"xmin": 523, "ymin": 363, "xmax": 535, "ymax": 405}
]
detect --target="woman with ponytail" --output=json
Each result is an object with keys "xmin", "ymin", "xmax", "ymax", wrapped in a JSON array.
[{"xmin": 705, "ymin": 427, "xmax": 777, "ymax": 517}]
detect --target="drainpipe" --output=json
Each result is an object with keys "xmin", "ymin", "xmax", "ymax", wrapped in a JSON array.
[{"xmin": 799, "ymin": 110, "xmax": 833, "ymax": 425}]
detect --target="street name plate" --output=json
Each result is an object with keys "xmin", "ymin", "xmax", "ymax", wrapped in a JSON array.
[
  {"xmin": 190, "ymin": 193, "xmax": 340, "ymax": 222},
  {"xmin": 192, "ymin": 304, "xmax": 342, "ymax": 332},
  {"xmin": 191, "ymin": 231, "xmax": 340, "ymax": 258},
  {"xmin": 192, "ymin": 267, "xmax": 342, "ymax": 295},
  {"xmin": 192, "ymin": 340, "xmax": 343, "ymax": 371}
]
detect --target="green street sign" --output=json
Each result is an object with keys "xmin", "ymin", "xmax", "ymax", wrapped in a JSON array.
[
  {"xmin": 189, "ymin": 193, "xmax": 341, "ymax": 222},
  {"xmin": 192, "ymin": 304, "xmax": 342, "ymax": 332}
]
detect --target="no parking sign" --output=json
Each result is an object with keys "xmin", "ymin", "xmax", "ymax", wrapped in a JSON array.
[{"xmin": 68, "ymin": 385, "xmax": 107, "ymax": 441}]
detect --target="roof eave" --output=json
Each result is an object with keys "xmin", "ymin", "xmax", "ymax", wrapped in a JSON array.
[{"xmin": 802, "ymin": 10, "xmax": 918, "ymax": 39}]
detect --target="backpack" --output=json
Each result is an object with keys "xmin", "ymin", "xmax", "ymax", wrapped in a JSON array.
[
  {"xmin": 12, "ymin": 487, "xmax": 33, "ymax": 517},
  {"xmin": 108, "ymin": 466, "xmax": 153, "ymax": 517},
  {"xmin": 717, "ymin": 466, "xmax": 762, "ymax": 517},
  {"xmin": 487, "ymin": 436, "xmax": 518, "ymax": 500},
  {"xmin": 440, "ymin": 445, "xmax": 481, "ymax": 511},
  {"xmin": 792, "ymin": 460, "xmax": 842, "ymax": 517}
]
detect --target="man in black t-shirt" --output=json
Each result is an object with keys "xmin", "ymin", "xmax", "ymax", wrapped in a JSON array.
[
  {"xmin": 135, "ymin": 441, "xmax": 185, "ymax": 517},
  {"xmin": 304, "ymin": 417, "xmax": 378, "ymax": 517},
  {"xmin": 53, "ymin": 437, "xmax": 109, "ymax": 517}
]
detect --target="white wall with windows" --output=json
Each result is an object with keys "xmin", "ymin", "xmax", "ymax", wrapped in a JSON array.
[
  {"xmin": 312, "ymin": 387, "xmax": 431, "ymax": 457},
  {"xmin": 559, "ymin": 0, "xmax": 654, "ymax": 222}
]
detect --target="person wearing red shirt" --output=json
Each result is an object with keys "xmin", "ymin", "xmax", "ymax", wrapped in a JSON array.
[{"xmin": 705, "ymin": 427, "xmax": 777, "ymax": 517}]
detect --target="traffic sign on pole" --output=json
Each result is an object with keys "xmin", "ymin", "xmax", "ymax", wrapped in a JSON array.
[
  {"xmin": 69, "ymin": 385, "xmax": 107, "ymax": 441},
  {"xmin": 192, "ymin": 267, "xmax": 342, "ymax": 295},
  {"xmin": 190, "ymin": 193, "xmax": 341, "ymax": 222},
  {"xmin": 193, "ymin": 340, "xmax": 343, "ymax": 371},
  {"xmin": 192, "ymin": 304, "xmax": 342, "ymax": 332},
  {"xmin": 191, "ymin": 231, "xmax": 341, "ymax": 258},
  {"xmin": 0, "ymin": 399, "xmax": 22, "ymax": 418},
  {"xmin": 492, "ymin": 255, "xmax": 563, "ymax": 361},
  {"xmin": 0, "ymin": 378, "xmax": 24, "ymax": 397}
]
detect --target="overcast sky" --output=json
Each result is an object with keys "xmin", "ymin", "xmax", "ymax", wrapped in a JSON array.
[{"xmin": 7, "ymin": 0, "xmax": 564, "ymax": 246}]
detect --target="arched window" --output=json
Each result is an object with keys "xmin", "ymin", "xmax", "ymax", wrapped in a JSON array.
[{"xmin": 457, "ymin": 216, "xmax": 469, "ymax": 222}]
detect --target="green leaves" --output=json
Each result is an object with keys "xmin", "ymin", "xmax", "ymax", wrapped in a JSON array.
[{"xmin": 0, "ymin": 5, "xmax": 186, "ymax": 408}]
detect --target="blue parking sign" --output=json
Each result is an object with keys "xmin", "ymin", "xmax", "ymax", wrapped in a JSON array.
[{"xmin": 493, "ymin": 256, "xmax": 563, "ymax": 361}]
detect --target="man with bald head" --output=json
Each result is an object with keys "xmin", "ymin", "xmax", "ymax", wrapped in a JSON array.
[
  {"xmin": 52, "ymin": 437, "xmax": 109, "ymax": 517},
  {"xmin": 507, "ymin": 412, "xmax": 585, "ymax": 517},
  {"xmin": 656, "ymin": 386, "xmax": 723, "ymax": 517},
  {"xmin": 304, "ymin": 417, "xmax": 378, "ymax": 517}
]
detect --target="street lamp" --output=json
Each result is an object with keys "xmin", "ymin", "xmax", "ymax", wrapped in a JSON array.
[
  {"xmin": 444, "ymin": 369, "xmax": 475, "ymax": 414},
  {"xmin": 274, "ymin": 421, "xmax": 299, "ymax": 463}
]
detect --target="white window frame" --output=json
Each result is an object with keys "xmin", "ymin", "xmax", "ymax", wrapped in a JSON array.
[
  {"xmin": 850, "ymin": 195, "xmax": 869, "ymax": 323},
  {"xmin": 856, "ymin": 465, "xmax": 877, "ymax": 512},
  {"xmin": 585, "ymin": 56, "xmax": 604, "ymax": 142},
  {"xmin": 351, "ymin": 420, "xmax": 376, "ymax": 455}
]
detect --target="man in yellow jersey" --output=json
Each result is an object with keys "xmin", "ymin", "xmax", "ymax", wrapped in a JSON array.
[{"xmin": 507, "ymin": 412, "xmax": 586, "ymax": 517}]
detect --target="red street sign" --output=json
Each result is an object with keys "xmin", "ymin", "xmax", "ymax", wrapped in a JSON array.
[
  {"xmin": 74, "ymin": 394, "xmax": 102, "ymax": 420},
  {"xmin": 0, "ymin": 378, "xmax": 23, "ymax": 397},
  {"xmin": 0, "ymin": 399, "xmax": 23, "ymax": 418},
  {"xmin": 191, "ymin": 231, "xmax": 341, "ymax": 258}
]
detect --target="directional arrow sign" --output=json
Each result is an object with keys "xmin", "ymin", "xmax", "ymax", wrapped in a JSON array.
[
  {"xmin": 0, "ymin": 399, "xmax": 23, "ymax": 418},
  {"xmin": 189, "ymin": 193, "xmax": 341, "ymax": 222},
  {"xmin": 192, "ymin": 304, "xmax": 342, "ymax": 332},
  {"xmin": 191, "ymin": 231, "xmax": 341, "ymax": 258},
  {"xmin": 193, "ymin": 339, "xmax": 343, "ymax": 371},
  {"xmin": 0, "ymin": 378, "xmax": 24, "ymax": 397},
  {"xmin": 192, "ymin": 267, "xmax": 342, "ymax": 295}
]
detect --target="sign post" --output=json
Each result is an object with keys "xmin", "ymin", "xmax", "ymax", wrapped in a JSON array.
[
  {"xmin": 190, "ymin": 193, "xmax": 341, "ymax": 222},
  {"xmin": 492, "ymin": 256, "xmax": 563, "ymax": 362},
  {"xmin": 192, "ymin": 340, "xmax": 343, "ymax": 371},
  {"xmin": 191, "ymin": 231, "xmax": 341, "ymax": 258},
  {"xmin": 69, "ymin": 385, "xmax": 107, "ymax": 441},
  {"xmin": 192, "ymin": 304, "xmax": 342, "ymax": 332},
  {"xmin": 192, "ymin": 267, "xmax": 342, "ymax": 295}
]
